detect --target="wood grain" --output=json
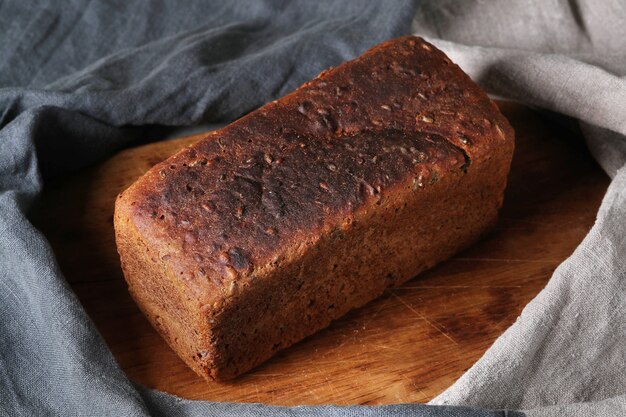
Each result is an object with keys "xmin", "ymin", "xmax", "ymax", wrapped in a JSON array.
[{"xmin": 32, "ymin": 102, "xmax": 609, "ymax": 405}]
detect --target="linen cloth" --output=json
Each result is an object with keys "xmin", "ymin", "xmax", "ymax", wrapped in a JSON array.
[{"xmin": 1, "ymin": 0, "xmax": 625, "ymax": 416}]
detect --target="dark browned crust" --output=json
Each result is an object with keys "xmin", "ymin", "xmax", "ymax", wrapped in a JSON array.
[{"xmin": 114, "ymin": 36, "xmax": 514, "ymax": 380}]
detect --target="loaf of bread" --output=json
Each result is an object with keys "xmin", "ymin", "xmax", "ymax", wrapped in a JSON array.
[{"xmin": 114, "ymin": 36, "xmax": 514, "ymax": 381}]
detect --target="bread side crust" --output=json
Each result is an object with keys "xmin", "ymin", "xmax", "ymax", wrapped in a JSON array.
[{"xmin": 115, "ymin": 196, "xmax": 216, "ymax": 376}]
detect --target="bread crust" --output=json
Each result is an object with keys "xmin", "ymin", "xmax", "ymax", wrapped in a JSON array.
[{"xmin": 114, "ymin": 36, "xmax": 514, "ymax": 380}]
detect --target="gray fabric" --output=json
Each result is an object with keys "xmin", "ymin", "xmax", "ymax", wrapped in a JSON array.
[
  {"xmin": 412, "ymin": 1, "xmax": 626, "ymax": 415},
  {"xmin": 2, "ymin": 0, "xmax": 625, "ymax": 416}
]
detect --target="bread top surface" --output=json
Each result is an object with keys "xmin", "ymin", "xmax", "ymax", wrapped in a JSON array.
[{"xmin": 116, "ymin": 36, "xmax": 514, "ymax": 306}]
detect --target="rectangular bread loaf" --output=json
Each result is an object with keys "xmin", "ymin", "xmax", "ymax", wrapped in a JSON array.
[{"xmin": 114, "ymin": 36, "xmax": 514, "ymax": 380}]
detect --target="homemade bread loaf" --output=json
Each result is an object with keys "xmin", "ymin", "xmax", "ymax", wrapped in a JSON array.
[{"xmin": 114, "ymin": 36, "xmax": 514, "ymax": 381}]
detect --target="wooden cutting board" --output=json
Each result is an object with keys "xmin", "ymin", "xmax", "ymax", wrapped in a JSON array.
[{"xmin": 32, "ymin": 102, "xmax": 609, "ymax": 406}]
